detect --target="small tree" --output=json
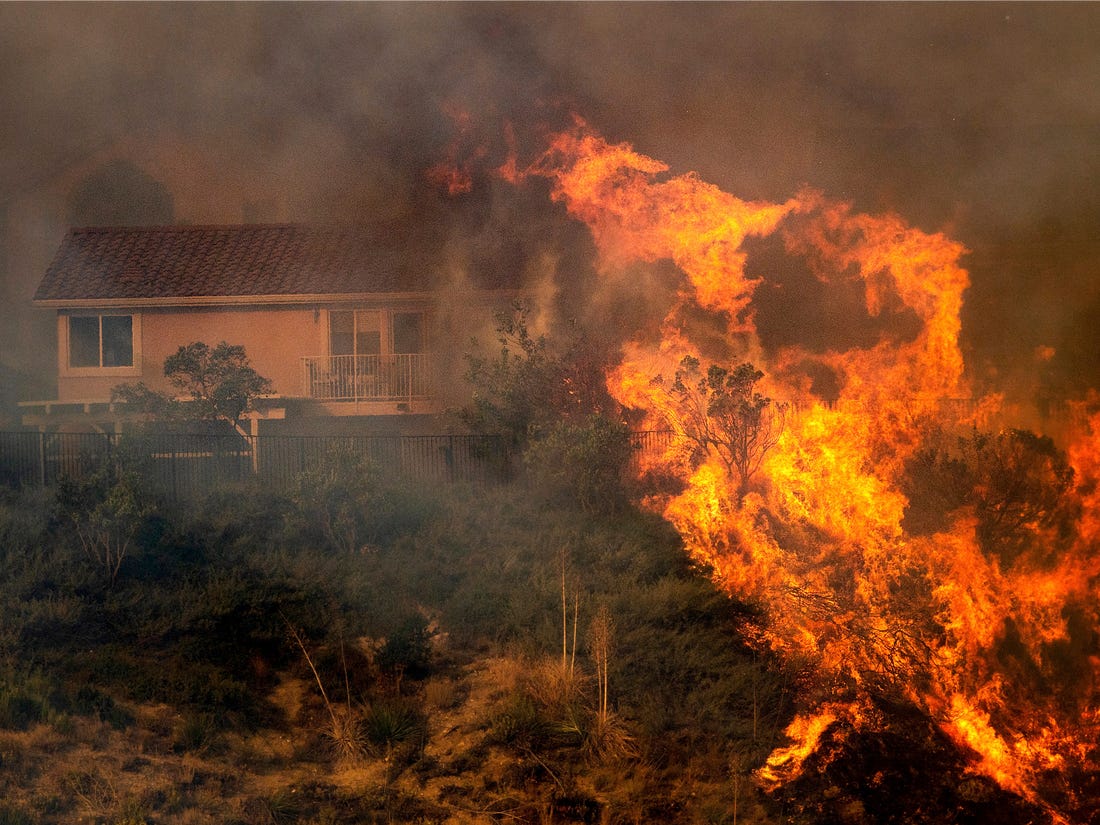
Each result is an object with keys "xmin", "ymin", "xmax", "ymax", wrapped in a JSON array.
[
  {"xmin": 660, "ymin": 357, "xmax": 788, "ymax": 497},
  {"xmin": 113, "ymin": 341, "xmax": 272, "ymax": 432}
]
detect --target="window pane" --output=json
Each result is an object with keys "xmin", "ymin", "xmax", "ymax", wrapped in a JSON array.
[
  {"xmin": 356, "ymin": 331, "xmax": 381, "ymax": 356},
  {"xmin": 393, "ymin": 313, "xmax": 424, "ymax": 353},
  {"xmin": 101, "ymin": 316, "xmax": 133, "ymax": 367},
  {"xmin": 354, "ymin": 311, "xmax": 382, "ymax": 356},
  {"xmin": 330, "ymin": 311, "xmax": 354, "ymax": 356},
  {"xmin": 69, "ymin": 317, "xmax": 101, "ymax": 367}
]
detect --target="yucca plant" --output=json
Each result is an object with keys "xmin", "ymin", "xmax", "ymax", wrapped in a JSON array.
[
  {"xmin": 284, "ymin": 618, "xmax": 366, "ymax": 760},
  {"xmin": 362, "ymin": 699, "xmax": 426, "ymax": 760}
]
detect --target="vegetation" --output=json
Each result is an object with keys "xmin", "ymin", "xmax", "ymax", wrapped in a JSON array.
[
  {"xmin": 902, "ymin": 426, "xmax": 1078, "ymax": 568},
  {"xmin": 0, "ymin": 412, "xmax": 1067, "ymax": 822},
  {"xmin": 112, "ymin": 341, "xmax": 273, "ymax": 431},
  {"xmin": 52, "ymin": 451, "xmax": 157, "ymax": 586},
  {"xmin": 659, "ymin": 356, "xmax": 788, "ymax": 497},
  {"xmin": 0, "ymin": 466, "xmax": 794, "ymax": 823},
  {"xmin": 460, "ymin": 303, "xmax": 618, "ymax": 451},
  {"xmin": 461, "ymin": 304, "xmax": 634, "ymax": 512},
  {"xmin": 0, "ymin": 317, "xmax": 1079, "ymax": 823}
]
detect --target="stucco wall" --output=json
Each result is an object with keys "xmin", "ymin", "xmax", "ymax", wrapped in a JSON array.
[{"xmin": 57, "ymin": 305, "xmax": 326, "ymax": 401}]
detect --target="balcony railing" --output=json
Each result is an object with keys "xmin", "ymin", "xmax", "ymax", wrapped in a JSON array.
[{"xmin": 301, "ymin": 353, "xmax": 433, "ymax": 402}]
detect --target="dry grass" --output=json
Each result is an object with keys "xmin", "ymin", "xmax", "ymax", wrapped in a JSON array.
[
  {"xmin": 323, "ymin": 706, "xmax": 367, "ymax": 761},
  {"xmin": 582, "ymin": 710, "xmax": 639, "ymax": 764},
  {"xmin": 0, "ymin": 654, "xmax": 759, "ymax": 825},
  {"xmin": 521, "ymin": 656, "xmax": 588, "ymax": 714},
  {"xmin": 421, "ymin": 676, "xmax": 461, "ymax": 712}
]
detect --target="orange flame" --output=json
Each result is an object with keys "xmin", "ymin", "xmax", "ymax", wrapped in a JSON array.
[
  {"xmin": 425, "ymin": 102, "xmax": 485, "ymax": 195},
  {"xmin": 515, "ymin": 119, "xmax": 1100, "ymax": 818}
]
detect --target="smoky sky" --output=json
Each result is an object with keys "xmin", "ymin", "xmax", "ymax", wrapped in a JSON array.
[{"xmin": 2, "ymin": 2, "xmax": 1099, "ymax": 404}]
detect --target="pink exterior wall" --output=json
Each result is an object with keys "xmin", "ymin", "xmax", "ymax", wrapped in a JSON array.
[{"xmin": 57, "ymin": 305, "xmax": 326, "ymax": 401}]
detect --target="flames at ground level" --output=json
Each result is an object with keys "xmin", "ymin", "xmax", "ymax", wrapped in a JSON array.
[{"xmin": 491, "ymin": 119, "xmax": 1100, "ymax": 822}]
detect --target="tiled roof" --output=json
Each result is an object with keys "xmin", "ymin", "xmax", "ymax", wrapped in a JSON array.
[{"xmin": 34, "ymin": 225, "xmax": 441, "ymax": 303}]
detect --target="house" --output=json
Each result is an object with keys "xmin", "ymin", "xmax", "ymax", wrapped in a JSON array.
[{"xmin": 21, "ymin": 224, "xmax": 519, "ymax": 436}]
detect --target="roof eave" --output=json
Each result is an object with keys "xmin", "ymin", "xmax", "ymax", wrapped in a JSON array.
[{"xmin": 32, "ymin": 291, "xmax": 439, "ymax": 309}]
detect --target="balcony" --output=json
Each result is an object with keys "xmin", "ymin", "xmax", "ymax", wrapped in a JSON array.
[{"xmin": 301, "ymin": 353, "xmax": 434, "ymax": 403}]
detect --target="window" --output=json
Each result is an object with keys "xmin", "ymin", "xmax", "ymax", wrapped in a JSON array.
[
  {"xmin": 392, "ymin": 312, "xmax": 425, "ymax": 354},
  {"xmin": 329, "ymin": 310, "xmax": 426, "ymax": 356},
  {"xmin": 68, "ymin": 315, "xmax": 134, "ymax": 368},
  {"xmin": 330, "ymin": 310, "xmax": 381, "ymax": 356}
]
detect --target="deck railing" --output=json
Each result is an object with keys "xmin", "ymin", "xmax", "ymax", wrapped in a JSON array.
[{"xmin": 300, "ymin": 353, "xmax": 433, "ymax": 402}]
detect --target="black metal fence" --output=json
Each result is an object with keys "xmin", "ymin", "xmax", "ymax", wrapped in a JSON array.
[
  {"xmin": 0, "ymin": 430, "xmax": 674, "ymax": 499},
  {"xmin": 0, "ymin": 431, "xmax": 513, "ymax": 497}
]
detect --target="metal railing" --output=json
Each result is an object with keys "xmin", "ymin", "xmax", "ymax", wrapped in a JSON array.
[
  {"xmin": 0, "ymin": 429, "xmax": 680, "ymax": 499},
  {"xmin": 300, "ymin": 353, "xmax": 433, "ymax": 402},
  {"xmin": 0, "ymin": 431, "xmax": 512, "ymax": 497}
]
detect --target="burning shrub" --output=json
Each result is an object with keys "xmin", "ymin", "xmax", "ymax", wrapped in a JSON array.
[
  {"xmin": 902, "ymin": 427, "xmax": 1078, "ymax": 569},
  {"xmin": 658, "ymin": 357, "xmax": 788, "ymax": 498},
  {"xmin": 460, "ymin": 303, "xmax": 620, "ymax": 453},
  {"xmin": 505, "ymin": 119, "xmax": 1100, "ymax": 818}
]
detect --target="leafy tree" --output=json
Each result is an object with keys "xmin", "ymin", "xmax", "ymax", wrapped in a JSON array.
[
  {"xmin": 113, "ymin": 341, "xmax": 272, "ymax": 431},
  {"xmin": 659, "ymin": 357, "xmax": 788, "ymax": 497}
]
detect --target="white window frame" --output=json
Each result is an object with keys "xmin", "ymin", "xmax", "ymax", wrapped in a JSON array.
[{"xmin": 60, "ymin": 312, "xmax": 142, "ymax": 377}]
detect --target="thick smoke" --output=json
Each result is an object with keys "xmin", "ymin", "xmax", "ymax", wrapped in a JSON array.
[{"xmin": 2, "ymin": 4, "xmax": 1099, "ymax": 410}]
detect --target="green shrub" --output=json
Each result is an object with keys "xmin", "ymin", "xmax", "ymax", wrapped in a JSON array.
[
  {"xmin": 0, "ymin": 671, "xmax": 72, "ymax": 731},
  {"xmin": 0, "ymin": 689, "xmax": 45, "ymax": 731},
  {"xmin": 73, "ymin": 684, "xmax": 132, "ymax": 729},
  {"xmin": 173, "ymin": 711, "xmax": 219, "ymax": 753},
  {"xmin": 290, "ymin": 445, "xmax": 397, "ymax": 554},
  {"xmin": 53, "ymin": 452, "xmax": 158, "ymax": 586},
  {"xmin": 111, "ymin": 798, "xmax": 149, "ymax": 825},
  {"xmin": 487, "ymin": 693, "xmax": 553, "ymax": 752},
  {"xmin": 523, "ymin": 415, "xmax": 634, "ymax": 513},
  {"xmin": 375, "ymin": 615, "xmax": 434, "ymax": 680}
]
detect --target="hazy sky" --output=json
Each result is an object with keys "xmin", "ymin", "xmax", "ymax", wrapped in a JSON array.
[{"xmin": 3, "ymin": 2, "xmax": 1099, "ymax": 400}]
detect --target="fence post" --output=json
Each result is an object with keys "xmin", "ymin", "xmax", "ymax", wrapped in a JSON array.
[
  {"xmin": 37, "ymin": 430, "xmax": 46, "ymax": 487},
  {"xmin": 250, "ymin": 419, "xmax": 260, "ymax": 476}
]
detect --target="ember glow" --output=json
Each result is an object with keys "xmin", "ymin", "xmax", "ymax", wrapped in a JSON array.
[{"xmin": 511, "ymin": 120, "xmax": 1100, "ymax": 819}]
